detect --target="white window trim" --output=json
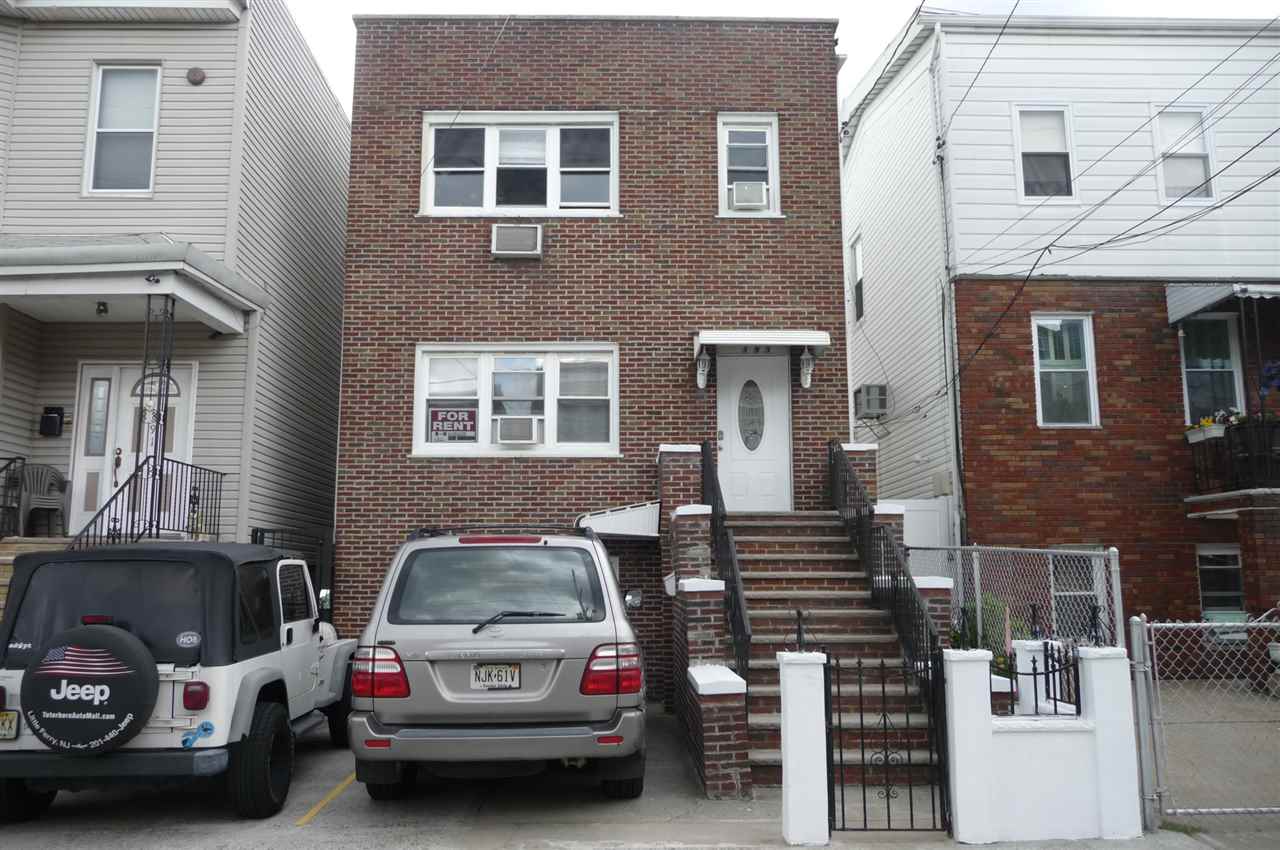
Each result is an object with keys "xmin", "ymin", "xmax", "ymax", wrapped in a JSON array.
[
  {"xmin": 851, "ymin": 235, "xmax": 864, "ymax": 322},
  {"xmin": 419, "ymin": 111, "xmax": 620, "ymax": 218},
  {"xmin": 83, "ymin": 63, "xmax": 162, "ymax": 196},
  {"xmin": 1178, "ymin": 312, "xmax": 1246, "ymax": 426},
  {"xmin": 717, "ymin": 112, "xmax": 783, "ymax": 218},
  {"xmin": 1196, "ymin": 543, "xmax": 1244, "ymax": 612},
  {"xmin": 1011, "ymin": 104, "xmax": 1079, "ymax": 205},
  {"xmin": 1031, "ymin": 313, "xmax": 1101, "ymax": 429},
  {"xmin": 1152, "ymin": 105, "xmax": 1217, "ymax": 206},
  {"xmin": 412, "ymin": 343, "xmax": 620, "ymax": 458}
]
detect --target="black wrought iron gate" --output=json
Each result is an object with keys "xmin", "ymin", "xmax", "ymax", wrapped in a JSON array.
[{"xmin": 824, "ymin": 644, "xmax": 950, "ymax": 832}]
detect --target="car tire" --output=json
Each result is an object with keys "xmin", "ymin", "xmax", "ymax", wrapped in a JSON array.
[
  {"xmin": 364, "ymin": 765, "xmax": 416, "ymax": 801},
  {"xmin": 324, "ymin": 671, "xmax": 351, "ymax": 749},
  {"xmin": 0, "ymin": 780, "xmax": 56, "ymax": 823},
  {"xmin": 602, "ymin": 775, "xmax": 644, "ymax": 800},
  {"xmin": 227, "ymin": 701, "xmax": 294, "ymax": 819}
]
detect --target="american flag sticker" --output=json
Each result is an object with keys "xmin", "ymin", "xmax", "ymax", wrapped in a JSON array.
[{"xmin": 33, "ymin": 646, "xmax": 134, "ymax": 678}]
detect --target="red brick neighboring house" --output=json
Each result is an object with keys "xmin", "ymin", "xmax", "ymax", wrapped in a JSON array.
[{"xmin": 336, "ymin": 15, "xmax": 848, "ymax": 707}]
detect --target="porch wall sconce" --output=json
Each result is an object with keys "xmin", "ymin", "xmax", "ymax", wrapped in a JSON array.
[
  {"xmin": 800, "ymin": 347, "xmax": 815, "ymax": 389},
  {"xmin": 696, "ymin": 348, "xmax": 711, "ymax": 389},
  {"xmin": 95, "ymin": 301, "xmax": 109, "ymax": 317}
]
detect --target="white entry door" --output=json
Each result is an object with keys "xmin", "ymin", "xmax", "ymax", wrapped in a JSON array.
[
  {"xmin": 70, "ymin": 364, "xmax": 195, "ymax": 533},
  {"xmin": 716, "ymin": 354, "xmax": 792, "ymax": 511}
]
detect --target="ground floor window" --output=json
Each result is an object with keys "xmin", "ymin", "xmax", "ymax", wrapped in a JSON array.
[
  {"xmin": 1197, "ymin": 544, "xmax": 1244, "ymax": 612},
  {"xmin": 413, "ymin": 344, "xmax": 619, "ymax": 457}
]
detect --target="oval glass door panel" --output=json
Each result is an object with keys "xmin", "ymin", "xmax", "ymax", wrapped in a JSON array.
[{"xmin": 738, "ymin": 380, "xmax": 764, "ymax": 451}]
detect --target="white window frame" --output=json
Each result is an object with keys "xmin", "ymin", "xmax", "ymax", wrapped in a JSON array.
[
  {"xmin": 412, "ymin": 343, "xmax": 620, "ymax": 458},
  {"xmin": 1011, "ymin": 104, "xmax": 1078, "ymax": 205},
  {"xmin": 1153, "ymin": 106, "xmax": 1217, "ymax": 205},
  {"xmin": 84, "ymin": 63, "xmax": 162, "ymax": 196},
  {"xmin": 1031, "ymin": 313, "xmax": 1100, "ymax": 429},
  {"xmin": 419, "ymin": 111, "xmax": 620, "ymax": 217},
  {"xmin": 717, "ymin": 112, "xmax": 782, "ymax": 218},
  {"xmin": 851, "ymin": 236, "xmax": 865, "ymax": 322},
  {"xmin": 1196, "ymin": 543, "xmax": 1244, "ymax": 613},
  {"xmin": 1178, "ymin": 313, "xmax": 1246, "ymax": 426}
]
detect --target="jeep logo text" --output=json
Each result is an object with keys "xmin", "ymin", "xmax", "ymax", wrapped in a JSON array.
[{"xmin": 49, "ymin": 680, "xmax": 112, "ymax": 706}]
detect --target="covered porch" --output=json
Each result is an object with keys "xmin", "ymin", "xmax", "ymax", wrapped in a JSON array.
[{"xmin": 0, "ymin": 235, "xmax": 265, "ymax": 545}]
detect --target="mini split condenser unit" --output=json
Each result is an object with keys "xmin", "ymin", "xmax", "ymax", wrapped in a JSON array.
[
  {"xmin": 491, "ymin": 224, "xmax": 543, "ymax": 258},
  {"xmin": 854, "ymin": 384, "xmax": 889, "ymax": 419}
]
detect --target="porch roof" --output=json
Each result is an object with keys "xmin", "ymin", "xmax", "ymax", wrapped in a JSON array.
[
  {"xmin": 1165, "ymin": 282, "xmax": 1280, "ymax": 324},
  {"xmin": 0, "ymin": 234, "xmax": 269, "ymax": 334},
  {"xmin": 693, "ymin": 329, "xmax": 831, "ymax": 357}
]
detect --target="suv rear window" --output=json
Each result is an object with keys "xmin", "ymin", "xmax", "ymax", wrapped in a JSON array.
[
  {"xmin": 4, "ymin": 560, "xmax": 203, "ymax": 668},
  {"xmin": 389, "ymin": 546, "xmax": 607, "ymax": 625}
]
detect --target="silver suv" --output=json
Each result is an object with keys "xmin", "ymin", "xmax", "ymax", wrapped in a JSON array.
[{"xmin": 347, "ymin": 529, "xmax": 646, "ymax": 800}]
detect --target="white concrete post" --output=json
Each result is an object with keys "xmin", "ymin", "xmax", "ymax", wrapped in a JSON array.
[
  {"xmin": 1078, "ymin": 646, "xmax": 1143, "ymax": 839},
  {"xmin": 777, "ymin": 651, "xmax": 828, "ymax": 846},
  {"xmin": 943, "ymin": 649, "xmax": 997, "ymax": 845}
]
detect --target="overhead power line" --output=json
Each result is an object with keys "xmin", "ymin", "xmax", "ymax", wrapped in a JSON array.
[{"xmin": 942, "ymin": 0, "xmax": 1020, "ymax": 137}]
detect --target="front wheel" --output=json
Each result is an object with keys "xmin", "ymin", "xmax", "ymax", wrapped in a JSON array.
[
  {"xmin": 227, "ymin": 701, "xmax": 294, "ymax": 819},
  {"xmin": 0, "ymin": 780, "xmax": 56, "ymax": 823}
]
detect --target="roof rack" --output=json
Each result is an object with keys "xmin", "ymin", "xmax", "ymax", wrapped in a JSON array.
[{"xmin": 406, "ymin": 525, "xmax": 596, "ymax": 542}]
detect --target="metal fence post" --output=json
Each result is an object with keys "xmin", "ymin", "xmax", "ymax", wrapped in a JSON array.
[
  {"xmin": 1129, "ymin": 616, "xmax": 1159, "ymax": 831},
  {"xmin": 1109, "ymin": 547, "xmax": 1125, "ymax": 649},
  {"xmin": 973, "ymin": 550, "xmax": 983, "ymax": 649}
]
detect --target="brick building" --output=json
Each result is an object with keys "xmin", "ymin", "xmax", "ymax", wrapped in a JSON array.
[{"xmin": 335, "ymin": 14, "xmax": 849, "ymax": 702}]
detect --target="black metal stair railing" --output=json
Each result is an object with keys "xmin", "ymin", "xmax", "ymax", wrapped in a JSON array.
[
  {"xmin": 701, "ymin": 440, "xmax": 753, "ymax": 682},
  {"xmin": 0, "ymin": 457, "xmax": 24, "ymax": 539},
  {"xmin": 68, "ymin": 456, "xmax": 225, "ymax": 550}
]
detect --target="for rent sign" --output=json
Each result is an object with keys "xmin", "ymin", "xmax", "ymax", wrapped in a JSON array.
[{"xmin": 429, "ymin": 408, "xmax": 477, "ymax": 442}]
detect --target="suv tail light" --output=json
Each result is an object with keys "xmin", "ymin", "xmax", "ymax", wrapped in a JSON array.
[
  {"xmin": 351, "ymin": 646, "xmax": 411, "ymax": 698},
  {"xmin": 580, "ymin": 643, "xmax": 643, "ymax": 695},
  {"xmin": 183, "ymin": 681, "xmax": 210, "ymax": 711}
]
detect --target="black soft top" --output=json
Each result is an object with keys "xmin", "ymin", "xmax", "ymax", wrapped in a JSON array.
[{"xmin": 1, "ymin": 543, "xmax": 285, "ymax": 668}]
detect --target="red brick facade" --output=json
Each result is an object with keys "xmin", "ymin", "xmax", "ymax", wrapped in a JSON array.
[
  {"xmin": 955, "ymin": 278, "xmax": 1279, "ymax": 620},
  {"xmin": 335, "ymin": 16, "xmax": 848, "ymax": 636}
]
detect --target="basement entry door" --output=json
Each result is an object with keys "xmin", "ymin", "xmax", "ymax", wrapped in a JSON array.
[{"xmin": 716, "ymin": 354, "xmax": 792, "ymax": 511}]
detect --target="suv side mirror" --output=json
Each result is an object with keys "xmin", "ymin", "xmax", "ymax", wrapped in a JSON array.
[{"xmin": 624, "ymin": 590, "xmax": 642, "ymax": 611}]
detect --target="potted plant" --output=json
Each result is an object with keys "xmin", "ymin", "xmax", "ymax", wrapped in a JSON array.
[{"xmin": 1185, "ymin": 407, "xmax": 1242, "ymax": 443}]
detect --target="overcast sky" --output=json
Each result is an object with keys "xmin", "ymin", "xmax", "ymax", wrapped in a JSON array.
[{"xmin": 283, "ymin": 0, "xmax": 1278, "ymax": 116}]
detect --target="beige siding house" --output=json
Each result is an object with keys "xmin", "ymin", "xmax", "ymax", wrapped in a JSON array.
[{"xmin": 0, "ymin": 1, "xmax": 347, "ymax": 569}]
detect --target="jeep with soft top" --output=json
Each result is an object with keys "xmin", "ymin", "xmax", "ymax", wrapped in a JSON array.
[{"xmin": 0, "ymin": 543, "xmax": 356, "ymax": 822}]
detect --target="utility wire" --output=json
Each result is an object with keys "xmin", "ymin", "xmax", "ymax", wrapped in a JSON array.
[
  {"xmin": 956, "ymin": 14, "xmax": 1280, "ymax": 267},
  {"xmin": 942, "ymin": 0, "xmax": 1020, "ymax": 137}
]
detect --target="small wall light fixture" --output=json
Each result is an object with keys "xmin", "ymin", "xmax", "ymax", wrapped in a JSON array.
[
  {"xmin": 800, "ymin": 347, "xmax": 815, "ymax": 389},
  {"xmin": 95, "ymin": 301, "xmax": 109, "ymax": 317},
  {"xmin": 696, "ymin": 348, "xmax": 711, "ymax": 390}
]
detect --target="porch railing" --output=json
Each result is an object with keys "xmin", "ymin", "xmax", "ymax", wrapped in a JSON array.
[
  {"xmin": 1190, "ymin": 420, "xmax": 1280, "ymax": 493},
  {"xmin": 68, "ymin": 456, "xmax": 225, "ymax": 550},
  {"xmin": 701, "ymin": 440, "xmax": 752, "ymax": 681},
  {"xmin": 0, "ymin": 457, "xmax": 24, "ymax": 539}
]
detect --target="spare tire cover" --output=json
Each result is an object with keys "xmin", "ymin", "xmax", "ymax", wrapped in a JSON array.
[{"xmin": 20, "ymin": 625, "xmax": 159, "ymax": 756}]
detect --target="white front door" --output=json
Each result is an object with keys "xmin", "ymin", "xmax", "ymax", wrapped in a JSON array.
[
  {"xmin": 716, "ymin": 354, "xmax": 792, "ymax": 511},
  {"xmin": 70, "ymin": 363, "xmax": 195, "ymax": 533}
]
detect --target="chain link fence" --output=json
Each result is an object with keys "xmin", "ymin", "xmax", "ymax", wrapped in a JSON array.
[
  {"xmin": 908, "ymin": 546, "xmax": 1124, "ymax": 648},
  {"xmin": 1136, "ymin": 618, "xmax": 1280, "ymax": 833}
]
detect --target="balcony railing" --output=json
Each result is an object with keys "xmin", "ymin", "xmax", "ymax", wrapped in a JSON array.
[{"xmin": 1189, "ymin": 420, "xmax": 1280, "ymax": 494}]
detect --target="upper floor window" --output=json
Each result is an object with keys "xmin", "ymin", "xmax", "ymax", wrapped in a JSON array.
[
  {"xmin": 1180, "ymin": 315, "xmax": 1243, "ymax": 424},
  {"xmin": 1032, "ymin": 314, "xmax": 1099, "ymax": 428},
  {"xmin": 413, "ymin": 344, "xmax": 619, "ymax": 457},
  {"xmin": 1158, "ymin": 111, "xmax": 1213, "ymax": 200},
  {"xmin": 1016, "ymin": 108, "xmax": 1074, "ymax": 200},
  {"xmin": 87, "ymin": 65, "xmax": 160, "ymax": 193},
  {"xmin": 852, "ymin": 238, "xmax": 865, "ymax": 321},
  {"xmin": 421, "ymin": 112, "xmax": 619, "ymax": 217},
  {"xmin": 717, "ymin": 113, "xmax": 781, "ymax": 217}
]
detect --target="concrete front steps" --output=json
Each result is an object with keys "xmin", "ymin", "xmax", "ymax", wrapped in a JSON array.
[
  {"xmin": 0, "ymin": 537, "xmax": 71, "ymax": 617},
  {"xmin": 726, "ymin": 511, "xmax": 936, "ymax": 789}
]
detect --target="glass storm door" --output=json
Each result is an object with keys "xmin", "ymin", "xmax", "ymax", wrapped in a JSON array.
[
  {"xmin": 70, "ymin": 364, "xmax": 194, "ymax": 534},
  {"xmin": 715, "ymin": 354, "xmax": 792, "ymax": 511}
]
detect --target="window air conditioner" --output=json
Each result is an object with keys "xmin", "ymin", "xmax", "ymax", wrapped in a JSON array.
[
  {"xmin": 729, "ymin": 181, "xmax": 768, "ymax": 210},
  {"xmin": 854, "ymin": 384, "xmax": 889, "ymax": 419},
  {"xmin": 491, "ymin": 224, "xmax": 542, "ymax": 258},
  {"xmin": 495, "ymin": 416, "xmax": 539, "ymax": 445}
]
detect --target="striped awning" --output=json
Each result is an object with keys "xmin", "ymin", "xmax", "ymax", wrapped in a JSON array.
[{"xmin": 1166, "ymin": 283, "xmax": 1280, "ymax": 324}]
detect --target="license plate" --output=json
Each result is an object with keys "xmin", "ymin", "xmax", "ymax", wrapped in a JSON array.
[
  {"xmin": 0, "ymin": 710, "xmax": 18, "ymax": 741},
  {"xmin": 471, "ymin": 663, "xmax": 521, "ymax": 690}
]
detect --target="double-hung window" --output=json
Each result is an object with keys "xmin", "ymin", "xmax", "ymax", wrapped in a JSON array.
[
  {"xmin": 1032, "ymin": 315, "xmax": 1099, "ymax": 427},
  {"xmin": 415, "ymin": 345, "xmax": 619, "ymax": 457},
  {"xmin": 717, "ymin": 113, "xmax": 781, "ymax": 216},
  {"xmin": 852, "ymin": 238, "xmax": 865, "ymax": 321},
  {"xmin": 1197, "ymin": 544, "xmax": 1244, "ymax": 612},
  {"xmin": 1016, "ymin": 108, "xmax": 1074, "ymax": 199},
  {"xmin": 1158, "ymin": 111, "xmax": 1213, "ymax": 200},
  {"xmin": 422, "ymin": 112, "xmax": 619, "ymax": 216},
  {"xmin": 1180, "ymin": 315, "xmax": 1244, "ymax": 424},
  {"xmin": 87, "ymin": 65, "xmax": 160, "ymax": 193}
]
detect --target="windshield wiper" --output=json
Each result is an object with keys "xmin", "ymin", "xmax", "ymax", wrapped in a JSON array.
[{"xmin": 472, "ymin": 610, "xmax": 565, "ymax": 634}]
